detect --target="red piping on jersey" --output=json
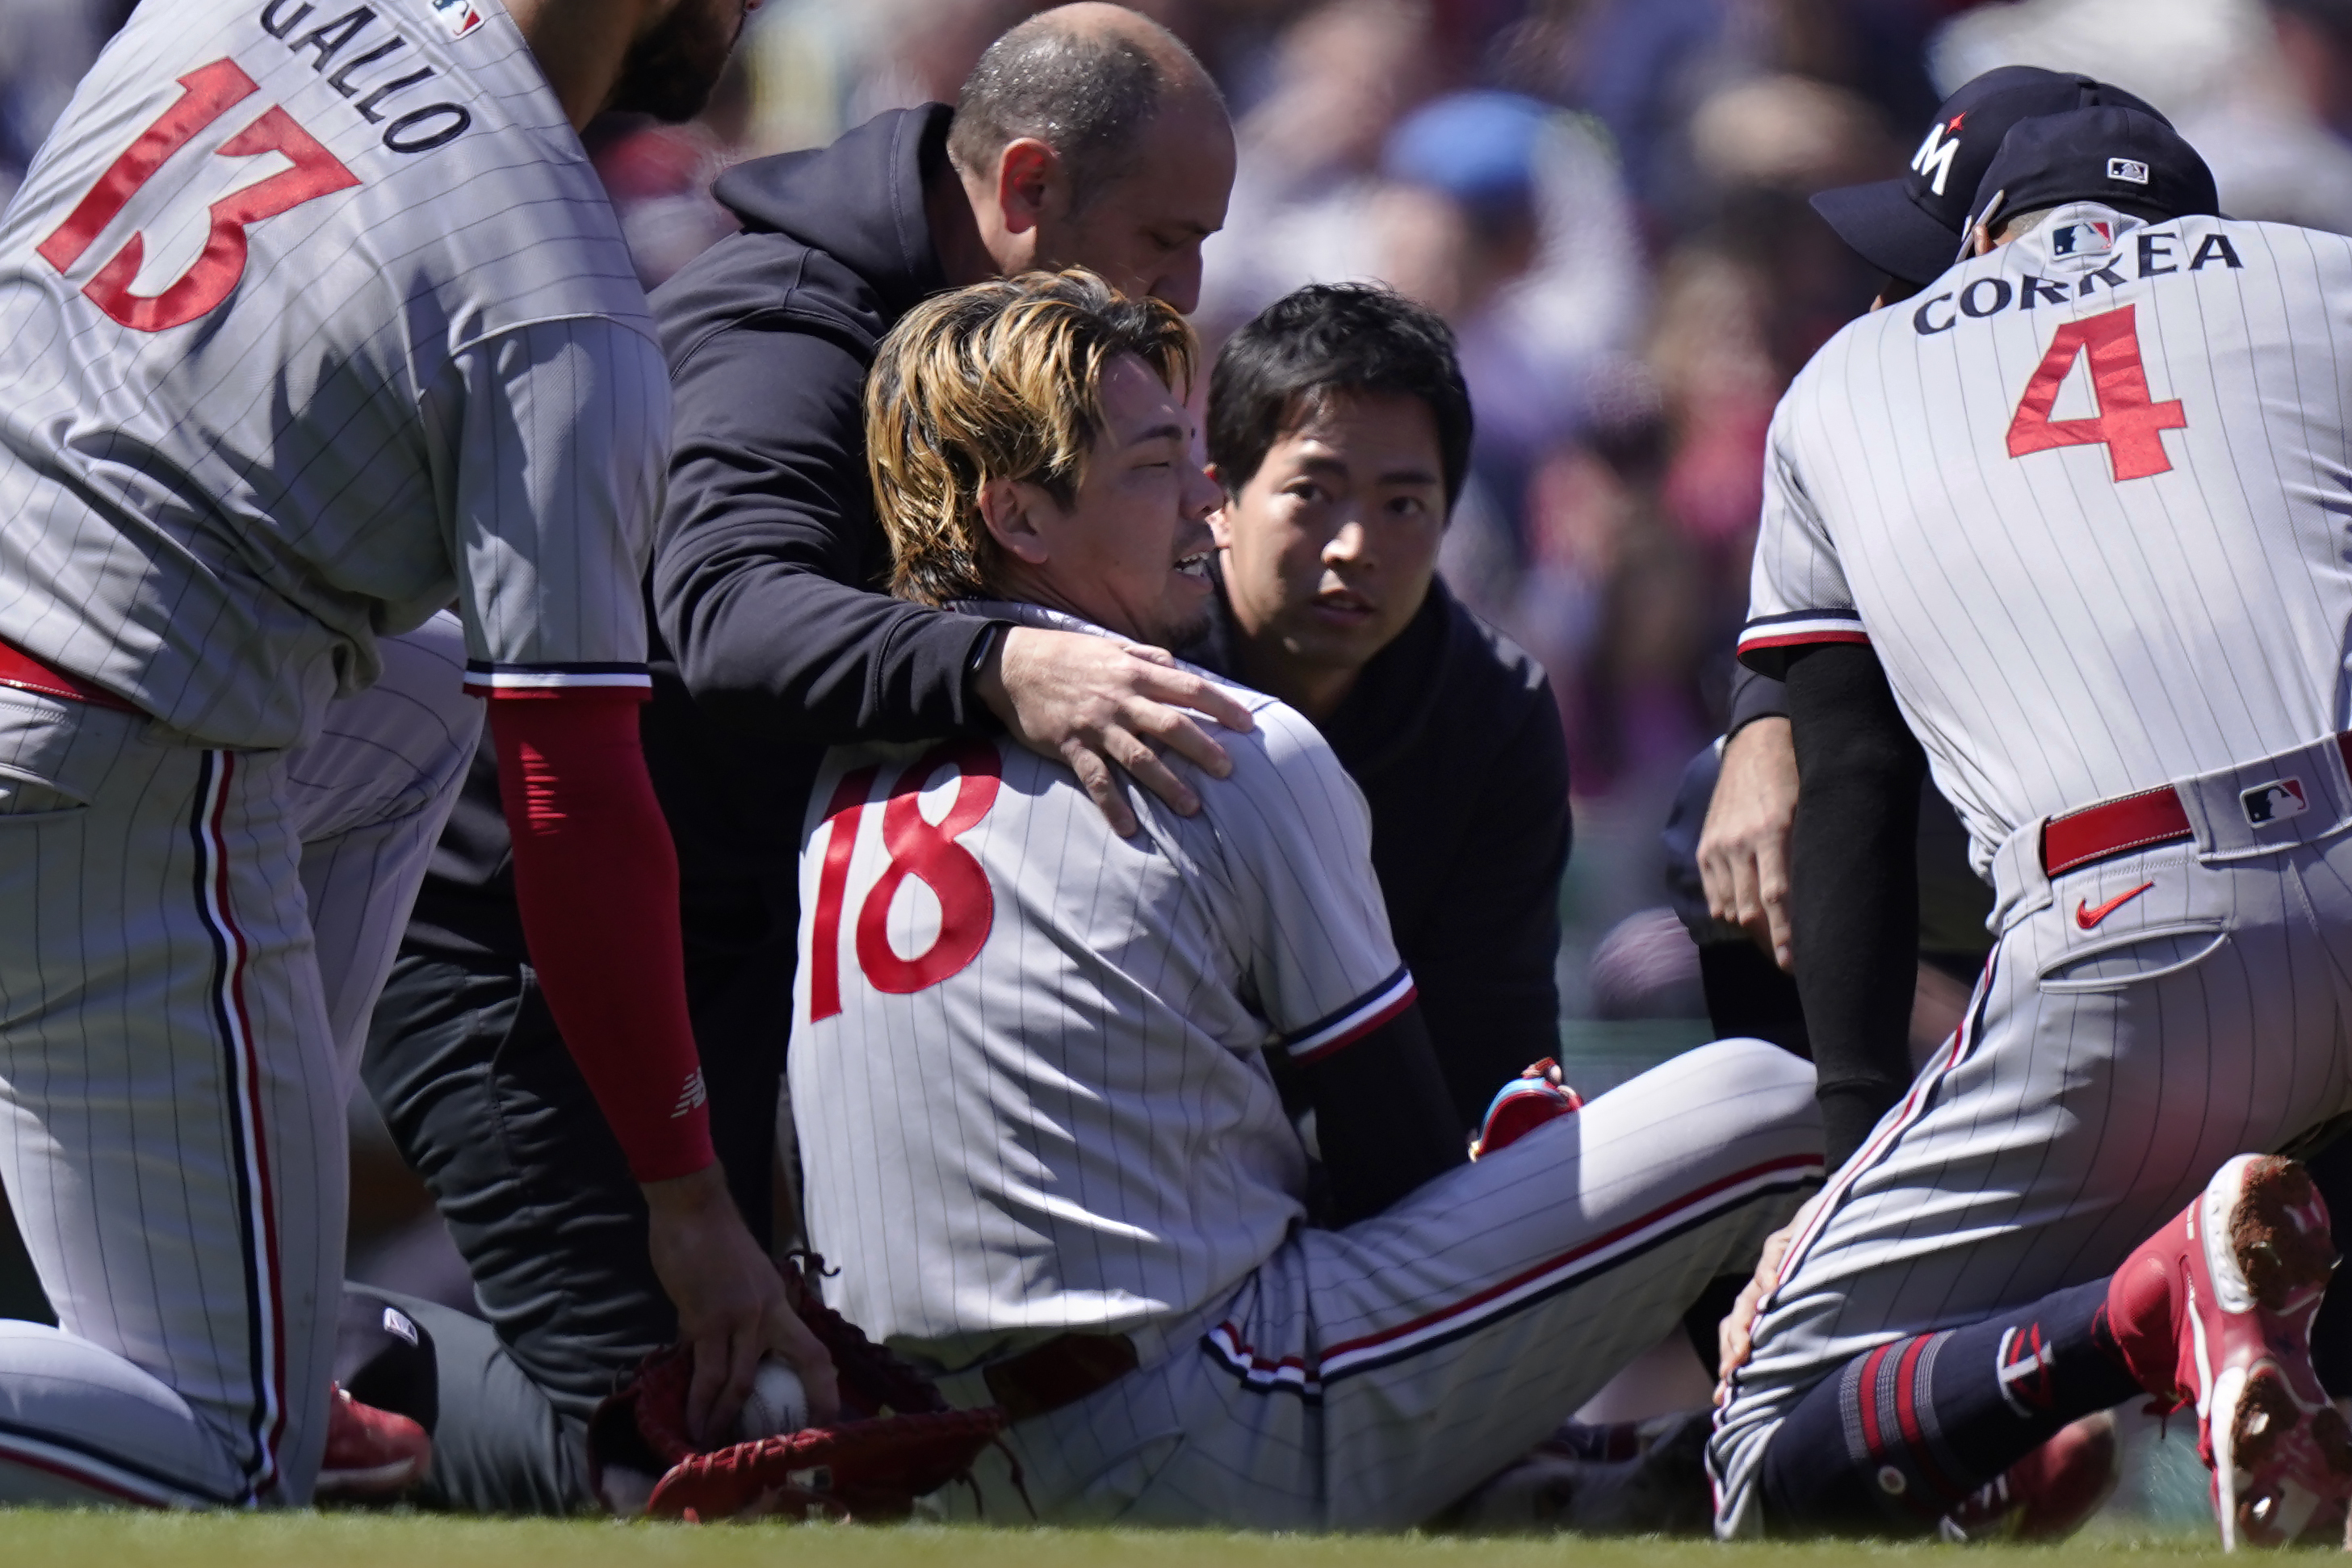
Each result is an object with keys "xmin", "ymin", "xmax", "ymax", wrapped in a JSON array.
[
  {"xmin": 1735, "ymin": 628, "xmax": 1872, "ymax": 655},
  {"xmin": 0, "ymin": 638, "xmax": 139, "ymax": 714},
  {"xmin": 1285, "ymin": 975, "xmax": 1419, "ymax": 1065},
  {"xmin": 1313, "ymin": 1150, "xmax": 1825, "ymax": 1378}
]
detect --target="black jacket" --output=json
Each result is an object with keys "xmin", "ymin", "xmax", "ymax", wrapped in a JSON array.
[
  {"xmin": 407, "ymin": 105, "xmax": 993, "ymax": 962},
  {"xmin": 1192, "ymin": 574, "xmax": 1571, "ymax": 1131}
]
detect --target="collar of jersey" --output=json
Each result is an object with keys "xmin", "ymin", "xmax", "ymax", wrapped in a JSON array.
[
  {"xmin": 950, "ymin": 598, "xmax": 1127, "ymax": 644},
  {"xmin": 2004, "ymin": 200, "xmax": 2149, "ymax": 275}
]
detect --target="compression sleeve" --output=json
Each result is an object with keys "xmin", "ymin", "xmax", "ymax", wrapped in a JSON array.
[
  {"xmin": 1786, "ymin": 642, "xmax": 1926, "ymax": 1167},
  {"xmin": 489, "ymin": 694, "xmax": 715, "ymax": 1183},
  {"xmin": 1301, "ymin": 1004, "xmax": 1466, "ymax": 1225}
]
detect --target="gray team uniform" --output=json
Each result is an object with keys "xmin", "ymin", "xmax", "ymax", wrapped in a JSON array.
[
  {"xmin": 792, "ymin": 602, "xmax": 1823, "ymax": 1528},
  {"xmin": 1712, "ymin": 203, "xmax": 2352, "ymax": 1531},
  {"xmin": 0, "ymin": 0, "xmax": 664, "ymax": 1504}
]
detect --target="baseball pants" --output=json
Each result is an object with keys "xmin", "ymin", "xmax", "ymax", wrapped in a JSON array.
[
  {"xmin": 0, "ymin": 615, "xmax": 478, "ymax": 1507},
  {"xmin": 937, "ymin": 1038, "xmax": 1822, "ymax": 1529},
  {"xmin": 354, "ymin": 924, "xmax": 789, "ymax": 1514},
  {"xmin": 1710, "ymin": 731, "xmax": 2352, "ymax": 1535}
]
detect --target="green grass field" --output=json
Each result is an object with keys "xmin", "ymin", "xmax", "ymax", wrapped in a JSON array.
[{"xmin": 0, "ymin": 1513, "xmax": 2259, "ymax": 1568}]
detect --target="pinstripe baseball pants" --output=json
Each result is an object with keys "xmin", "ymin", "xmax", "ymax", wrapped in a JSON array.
[
  {"xmin": 0, "ymin": 614, "xmax": 477, "ymax": 1507},
  {"xmin": 936, "ymin": 1038, "xmax": 1822, "ymax": 1528},
  {"xmin": 1710, "ymin": 731, "xmax": 2352, "ymax": 1536}
]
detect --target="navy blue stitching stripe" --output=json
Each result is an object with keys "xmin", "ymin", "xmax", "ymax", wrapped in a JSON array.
[
  {"xmin": 191, "ymin": 751, "xmax": 266, "ymax": 1505},
  {"xmin": 1277, "ymin": 962, "xmax": 1411, "ymax": 1050},
  {"xmin": 1742, "ymin": 606, "xmax": 1864, "ymax": 628},
  {"xmin": 1198, "ymin": 1165, "xmax": 1822, "ymax": 1400}
]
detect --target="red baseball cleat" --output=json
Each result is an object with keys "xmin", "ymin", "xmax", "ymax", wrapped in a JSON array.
[
  {"xmin": 2104, "ymin": 1154, "xmax": 2352, "ymax": 1548},
  {"xmin": 1940, "ymin": 1410, "xmax": 2120, "ymax": 1542},
  {"xmin": 317, "ymin": 1381, "xmax": 431, "ymax": 1500}
]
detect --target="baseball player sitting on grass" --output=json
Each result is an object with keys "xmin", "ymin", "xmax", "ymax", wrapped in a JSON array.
[
  {"xmin": 787, "ymin": 266, "xmax": 1826, "ymax": 1529},
  {"xmin": 1710, "ymin": 106, "xmax": 2352, "ymax": 1545},
  {"xmin": 0, "ymin": 0, "xmax": 832, "ymax": 1509}
]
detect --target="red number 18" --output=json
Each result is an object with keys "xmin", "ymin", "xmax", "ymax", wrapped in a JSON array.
[{"xmin": 807, "ymin": 740, "xmax": 1002, "ymax": 1022}]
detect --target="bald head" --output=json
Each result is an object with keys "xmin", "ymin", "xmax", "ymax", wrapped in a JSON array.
[
  {"xmin": 950, "ymin": 4, "xmax": 1222, "ymax": 214},
  {"xmin": 941, "ymin": 3, "xmax": 1235, "ymax": 313}
]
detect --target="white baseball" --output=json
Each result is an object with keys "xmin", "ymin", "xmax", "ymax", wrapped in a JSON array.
[{"xmin": 737, "ymin": 1357, "xmax": 811, "ymax": 1440}]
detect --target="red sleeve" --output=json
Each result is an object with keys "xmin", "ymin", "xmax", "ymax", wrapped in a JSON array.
[{"xmin": 488, "ymin": 694, "xmax": 716, "ymax": 1182}]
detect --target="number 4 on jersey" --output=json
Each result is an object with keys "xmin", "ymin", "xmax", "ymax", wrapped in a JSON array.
[{"xmin": 2006, "ymin": 304, "xmax": 2187, "ymax": 481}]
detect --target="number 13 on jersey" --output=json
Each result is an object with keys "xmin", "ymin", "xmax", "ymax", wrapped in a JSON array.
[{"xmin": 807, "ymin": 740, "xmax": 1003, "ymax": 1022}]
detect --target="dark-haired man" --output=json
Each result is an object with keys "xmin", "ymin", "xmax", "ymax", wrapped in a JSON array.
[
  {"xmin": 352, "ymin": 2, "xmax": 1248, "ymax": 1515},
  {"xmin": 796, "ymin": 267, "xmax": 1822, "ymax": 1530},
  {"xmin": 1189, "ymin": 283, "xmax": 1570, "ymax": 1131}
]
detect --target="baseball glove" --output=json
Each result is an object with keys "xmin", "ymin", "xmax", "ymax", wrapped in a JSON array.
[
  {"xmin": 589, "ymin": 1260, "xmax": 1008, "ymax": 1522},
  {"xmin": 1467, "ymin": 1057, "xmax": 1583, "ymax": 1161}
]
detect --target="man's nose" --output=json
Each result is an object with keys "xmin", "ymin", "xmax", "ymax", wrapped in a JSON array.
[
  {"xmin": 1323, "ymin": 518, "xmax": 1370, "ymax": 565},
  {"xmin": 1180, "ymin": 457, "xmax": 1222, "ymax": 519},
  {"xmin": 1151, "ymin": 254, "xmax": 1205, "ymax": 317}
]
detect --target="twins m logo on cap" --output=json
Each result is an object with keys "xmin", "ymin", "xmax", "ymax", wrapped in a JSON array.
[
  {"xmin": 2243, "ymin": 777, "xmax": 2308, "ymax": 825},
  {"xmin": 2108, "ymin": 157, "xmax": 2151, "ymax": 185},
  {"xmin": 1910, "ymin": 118, "xmax": 1963, "ymax": 195}
]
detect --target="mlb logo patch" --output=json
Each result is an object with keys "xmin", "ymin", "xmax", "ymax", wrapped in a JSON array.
[
  {"xmin": 2107, "ymin": 157, "xmax": 2151, "ymax": 185},
  {"xmin": 425, "ymin": 0, "xmax": 484, "ymax": 39},
  {"xmin": 2243, "ymin": 777, "xmax": 2309, "ymax": 825},
  {"xmin": 2051, "ymin": 220, "xmax": 2115, "ymax": 257}
]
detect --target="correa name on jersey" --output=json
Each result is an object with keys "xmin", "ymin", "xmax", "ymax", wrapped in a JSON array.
[
  {"xmin": 1912, "ymin": 228, "xmax": 2244, "ymax": 334},
  {"xmin": 258, "ymin": 0, "xmax": 473, "ymax": 153}
]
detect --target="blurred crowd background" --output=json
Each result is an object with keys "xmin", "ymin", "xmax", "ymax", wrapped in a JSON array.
[{"xmin": 6, "ymin": 0, "xmax": 2352, "ymax": 1298}]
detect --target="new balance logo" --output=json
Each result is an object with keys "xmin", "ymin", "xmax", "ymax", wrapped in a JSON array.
[
  {"xmin": 672, "ymin": 1068, "xmax": 707, "ymax": 1117},
  {"xmin": 2243, "ymin": 777, "xmax": 2308, "ymax": 825}
]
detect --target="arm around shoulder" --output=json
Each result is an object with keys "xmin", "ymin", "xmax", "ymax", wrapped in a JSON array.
[{"xmin": 648, "ymin": 321, "xmax": 999, "ymax": 743}]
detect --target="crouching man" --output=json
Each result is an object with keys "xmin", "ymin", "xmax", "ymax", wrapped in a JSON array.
[{"xmin": 788, "ymin": 269, "xmax": 1825, "ymax": 1528}]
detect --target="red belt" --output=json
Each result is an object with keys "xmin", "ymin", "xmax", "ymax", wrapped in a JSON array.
[
  {"xmin": 0, "ymin": 638, "xmax": 139, "ymax": 715},
  {"xmin": 2040, "ymin": 734, "xmax": 2352, "ymax": 877}
]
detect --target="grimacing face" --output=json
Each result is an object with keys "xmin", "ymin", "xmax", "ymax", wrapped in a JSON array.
[
  {"xmin": 1035, "ymin": 94, "xmax": 1235, "ymax": 316},
  {"xmin": 1214, "ymin": 388, "xmax": 1448, "ymax": 692},
  {"xmin": 996, "ymin": 353, "xmax": 1223, "ymax": 650}
]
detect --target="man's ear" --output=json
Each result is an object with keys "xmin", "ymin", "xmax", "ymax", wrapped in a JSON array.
[
  {"xmin": 1204, "ymin": 466, "xmax": 1235, "ymax": 548},
  {"xmin": 979, "ymin": 476, "xmax": 1054, "ymax": 565},
  {"xmin": 994, "ymin": 138, "xmax": 1063, "ymax": 240}
]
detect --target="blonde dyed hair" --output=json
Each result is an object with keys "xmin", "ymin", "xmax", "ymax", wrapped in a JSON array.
[{"xmin": 866, "ymin": 269, "xmax": 1197, "ymax": 607}]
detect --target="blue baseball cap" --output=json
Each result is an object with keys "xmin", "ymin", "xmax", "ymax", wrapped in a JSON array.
[
  {"xmin": 1809, "ymin": 65, "xmax": 2169, "ymax": 286},
  {"xmin": 1383, "ymin": 92, "xmax": 1551, "ymax": 217},
  {"xmin": 1972, "ymin": 106, "xmax": 2219, "ymax": 232}
]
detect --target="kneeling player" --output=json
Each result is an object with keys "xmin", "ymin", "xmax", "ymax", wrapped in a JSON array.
[{"xmin": 785, "ymin": 270, "xmax": 1826, "ymax": 1528}]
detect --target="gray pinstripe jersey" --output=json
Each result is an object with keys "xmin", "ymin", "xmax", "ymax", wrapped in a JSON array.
[
  {"xmin": 788, "ymin": 603, "xmax": 1415, "ymax": 1373},
  {"xmin": 0, "ymin": 0, "xmax": 664, "ymax": 749},
  {"xmin": 1739, "ymin": 202, "xmax": 2352, "ymax": 874}
]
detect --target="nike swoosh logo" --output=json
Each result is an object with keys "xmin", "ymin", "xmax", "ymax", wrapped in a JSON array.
[{"xmin": 2076, "ymin": 881, "xmax": 2155, "ymax": 930}]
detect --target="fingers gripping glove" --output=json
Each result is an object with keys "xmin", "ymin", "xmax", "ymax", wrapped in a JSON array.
[
  {"xmin": 590, "ymin": 1264, "xmax": 1008, "ymax": 1521},
  {"xmin": 1468, "ymin": 1057, "xmax": 1583, "ymax": 1161}
]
